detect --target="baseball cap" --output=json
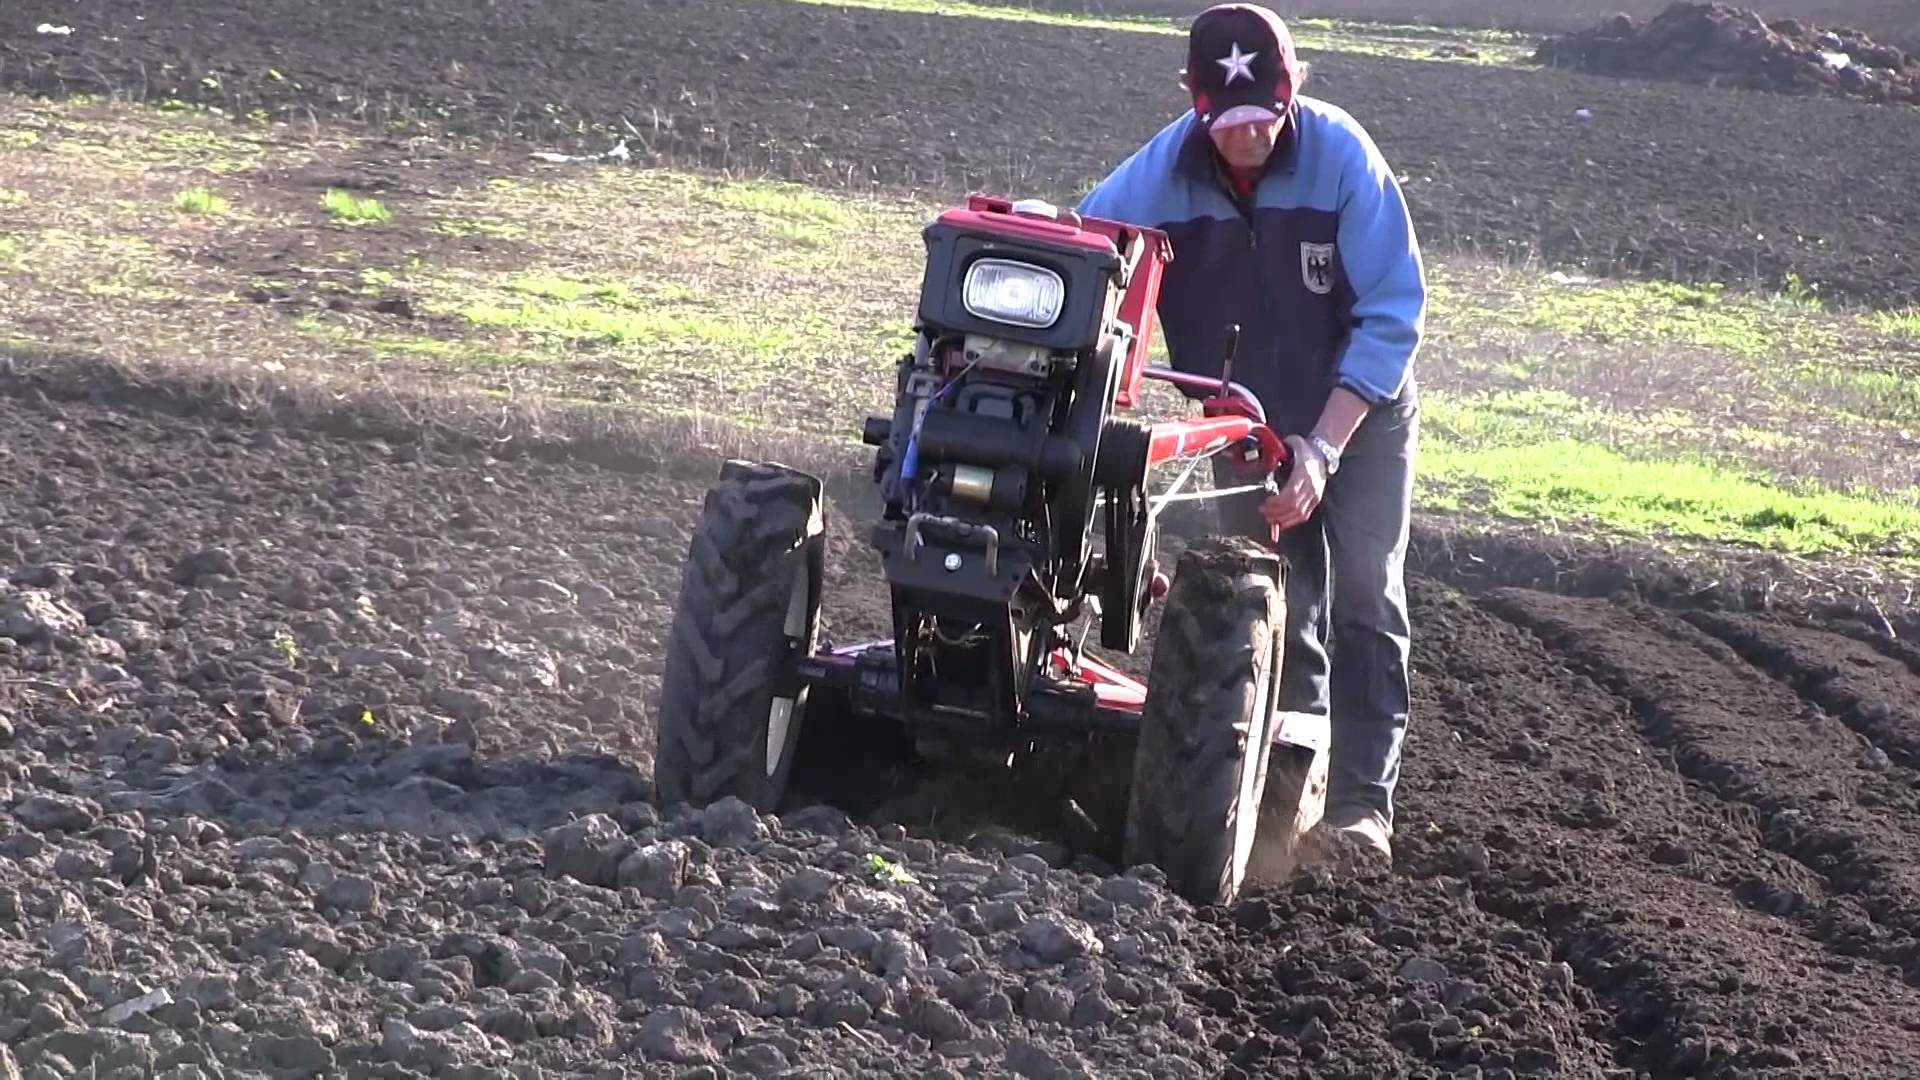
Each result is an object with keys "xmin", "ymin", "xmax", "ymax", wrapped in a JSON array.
[{"xmin": 1185, "ymin": 3, "xmax": 1302, "ymax": 130}]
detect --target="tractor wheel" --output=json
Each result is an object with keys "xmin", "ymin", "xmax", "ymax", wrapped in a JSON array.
[
  {"xmin": 654, "ymin": 459, "xmax": 825, "ymax": 812},
  {"xmin": 1123, "ymin": 537, "xmax": 1285, "ymax": 906}
]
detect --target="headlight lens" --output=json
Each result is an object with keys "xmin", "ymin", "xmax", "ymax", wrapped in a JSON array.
[{"xmin": 962, "ymin": 258, "xmax": 1064, "ymax": 328}]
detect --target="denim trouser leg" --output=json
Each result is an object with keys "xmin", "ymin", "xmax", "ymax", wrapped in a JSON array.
[{"xmin": 1212, "ymin": 400, "xmax": 1418, "ymax": 830}]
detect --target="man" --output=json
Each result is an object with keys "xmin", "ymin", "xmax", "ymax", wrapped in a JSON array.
[{"xmin": 1075, "ymin": 2, "xmax": 1424, "ymax": 862}]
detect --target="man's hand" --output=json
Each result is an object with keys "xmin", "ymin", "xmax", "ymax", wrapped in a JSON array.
[
  {"xmin": 1259, "ymin": 387, "xmax": 1371, "ymax": 531},
  {"xmin": 1262, "ymin": 434, "xmax": 1330, "ymax": 530}
]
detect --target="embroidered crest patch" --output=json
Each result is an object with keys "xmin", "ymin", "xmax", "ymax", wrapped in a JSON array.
[{"xmin": 1300, "ymin": 242, "xmax": 1335, "ymax": 295}]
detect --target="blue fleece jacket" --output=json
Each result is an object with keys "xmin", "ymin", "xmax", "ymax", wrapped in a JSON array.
[{"xmin": 1075, "ymin": 96, "xmax": 1426, "ymax": 436}]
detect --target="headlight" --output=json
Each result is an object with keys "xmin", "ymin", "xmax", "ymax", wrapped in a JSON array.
[{"xmin": 962, "ymin": 258, "xmax": 1064, "ymax": 329}]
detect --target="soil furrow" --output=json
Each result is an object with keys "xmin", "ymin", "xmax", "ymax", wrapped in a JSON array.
[
  {"xmin": 1681, "ymin": 610, "xmax": 1920, "ymax": 777},
  {"xmin": 1401, "ymin": 588, "xmax": 1920, "ymax": 1076},
  {"xmin": 1819, "ymin": 619, "xmax": 1920, "ymax": 684},
  {"xmin": 1481, "ymin": 588, "xmax": 1920, "ymax": 984},
  {"xmin": 1188, "ymin": 582, "xmax": 1920, "ymax": 1079}
]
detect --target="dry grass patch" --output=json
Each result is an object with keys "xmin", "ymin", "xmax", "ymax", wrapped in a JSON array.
[
  {"xmin": 1423, "ymin": 261, "xmax": 1920, "ymax": 498},
  {"xmin": 292, "ymin": 167, "xmax": 931, "ymax": 435}
]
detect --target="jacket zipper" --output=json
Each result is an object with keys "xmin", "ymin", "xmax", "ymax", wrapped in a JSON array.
[
  {"xmin": 1211, "ymin": 155, "xmax": 1270, "ymax": 409},
  {"xmin": 1239, "ymin": 193, "xmax": 1264, "ymax": 394}
]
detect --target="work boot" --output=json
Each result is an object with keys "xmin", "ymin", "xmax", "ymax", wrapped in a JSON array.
[{"xmin": 1309, "ymin": 804, "xmax": 1393, "ymax": 869}]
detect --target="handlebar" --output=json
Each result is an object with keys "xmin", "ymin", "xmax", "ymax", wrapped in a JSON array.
[{"xmin": 1140, "ymin": 365, "xmax": 1268, "ymax": 426}]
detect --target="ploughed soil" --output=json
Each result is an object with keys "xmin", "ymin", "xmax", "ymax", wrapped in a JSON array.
[
  {"xmin": 1535, "ymin": 2, "xmax": 1920, "ymax": 104},
  {"xmin": 4, "ymin": 360, "xmax": 1920, "ymax": 1078},
  {"xmin": 5, "ymin": 0, "xmax": 1920, "ymax": 306},
  {"xmin": 6, "ymin": 0, "xmax": 1920, "ymax": 1076}
]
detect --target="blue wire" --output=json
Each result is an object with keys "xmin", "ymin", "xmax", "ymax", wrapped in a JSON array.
[{"xmin": 899, "ymin": 360, "xmax": 969, "ymax": 485}]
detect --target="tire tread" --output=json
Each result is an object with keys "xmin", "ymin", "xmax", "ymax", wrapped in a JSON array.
[{"xmin": 654, "ymin": 461, "xmax": 823, "ymax": 808}]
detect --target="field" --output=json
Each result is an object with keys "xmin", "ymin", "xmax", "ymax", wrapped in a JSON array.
[
  {"xmin": 1050, "ymin": 0, "xmax": 1920, "ymax": 46},
  {"xmin": 3, "ymin": 0, "xmax": 1920, "ymax": 1077}
]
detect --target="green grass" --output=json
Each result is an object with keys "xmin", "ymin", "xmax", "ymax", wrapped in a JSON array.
[
  {"xmin": 143, "ymin": 127, "xmax": 264, "ymax": 174},
  {"xmin": 7, "ymin": 87, "xmax": 1915, "ymax": 570},
  {"xmin": 453, "ymin": 295, "xmax": 810, "ymax": 355},
  {"xmin": 779, "ymin": 0, "xmax": 1532, "ymax": 63},
  {"xmin": 175, "ymin": 187, "xmax": 228, "ymax": 215},
  {"xmin": 704, "ymin": 179, "xmax": 856, "ymax": 229},
  {"xmin": 1423, "ymin": 434, "xmax": 1920, "ymax": 557},
  {"xmin": 291, "ymin": 165, "xmax": 930, "ymax": 427},
  {"xmin": 1523, "ymin": 279, "xmax": 1778, "ymax": 358},
  {"xmin": 1871, "ymin": 308, "xmax": 1920, "ymax": 338},
  {"xmin": 324, "ymin": 188, "xmax": 392, "ymax": 224},
  {"xmin": 505, "ymin": 274, "xmax": 636, "ymax": 305},
  {"xmin": 686, "ymin": 175, "xmax": 863, "ymax": 266},
  {"xmin": 336, "ymin": 161, "xmax": 1919, "ymax": 564},
  {"xmin": 434, "ymin": 270, "xmax": 832, "ymax": 364},
  {"xmin": 1419, "ymin": 391, "xmax": 1920, "ymax": 557},
  {"xmin": 1435, "ymin": 270, "xmax": 1847, "ymax": 364},
  {"xmin": 297, "ymin": 322, "xmax": 541, "ymax": 367},
  {"xmin": 1427, "ymin": 259, "xmax": 1920, "ymax": 430},
  {"xmin": 435, "ymin": 219, "xmax": 525, "ymax": 239}
]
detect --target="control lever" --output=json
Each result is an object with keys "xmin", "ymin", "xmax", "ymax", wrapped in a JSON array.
[
  {"xmin": 1219, "ymin": 324, "xmax": 1281, "ymax": 544},
  {"xmin": 1218, "ymin": 322, "xmax": 1240, "ymax": 393}
]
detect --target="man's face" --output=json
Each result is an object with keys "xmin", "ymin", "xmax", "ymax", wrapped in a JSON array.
[{"xmin": 1209, "ymin": 114, "xmax": 1284, "ymax": 169}]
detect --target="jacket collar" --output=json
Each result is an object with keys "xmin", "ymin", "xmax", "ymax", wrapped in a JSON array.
[{"xmin": 1174, "ymin": 103, "xmax": 1301, "ymax": 195}]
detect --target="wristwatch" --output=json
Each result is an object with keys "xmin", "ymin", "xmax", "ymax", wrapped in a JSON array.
[{"xmin": 1306, "ymin": 434, "xmax": 1341, "ymax": 475}]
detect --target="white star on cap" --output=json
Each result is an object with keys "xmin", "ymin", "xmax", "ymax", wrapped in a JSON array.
[{"xmin": 1216, "ymin": 42, "xmax": 1258, "ymax": 85}]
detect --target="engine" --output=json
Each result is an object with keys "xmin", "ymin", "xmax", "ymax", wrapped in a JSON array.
[{"xmin": 857, "ymin": 195, "xmax": 1160, "ymax": 729}]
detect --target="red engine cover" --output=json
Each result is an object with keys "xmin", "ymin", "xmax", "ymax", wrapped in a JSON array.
[{"xmin": 935, "ymin": 194, "xmax": 1172, "ymax": 412}]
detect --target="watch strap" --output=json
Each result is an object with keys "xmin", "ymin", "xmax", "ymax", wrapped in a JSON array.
[{"xmin": 1307, "ymin": 433, "xmax": 1341, "ymax": 474}]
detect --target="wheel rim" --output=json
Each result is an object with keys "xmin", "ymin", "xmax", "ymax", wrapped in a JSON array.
[
  {"xmin": 765, "ymin": 562, "xmax": 814, "ymax": 777},
  {"xmin": 1228, "ymin": 649, "xmax": 1275, "ymax": 892}
]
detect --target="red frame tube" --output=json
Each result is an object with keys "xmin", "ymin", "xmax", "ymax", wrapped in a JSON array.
[
  {"xmin": 1139, "ymin": 367, "xmax": 1290, "ymax": 476},
  {"xmin": 820, "ymin": 639, "xmax": 1149, "ymax": 714},
  {"xmin": 1145, "ymin": 414, "xmax": 1285, "ymax": 472},
  {"xmin": 1048, "ymin": 649, "xmax": 1148, "ymax": 712}
]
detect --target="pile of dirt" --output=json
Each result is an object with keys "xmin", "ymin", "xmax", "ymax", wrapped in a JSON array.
[{"xmin": 1534, "ymin": 1, "xmax": 1920, "ymax": 103}]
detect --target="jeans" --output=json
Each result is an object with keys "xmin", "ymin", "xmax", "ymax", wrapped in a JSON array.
[{"xmin": 1213, "ymin": 399, "xmax": 1418, "ymax": 830}]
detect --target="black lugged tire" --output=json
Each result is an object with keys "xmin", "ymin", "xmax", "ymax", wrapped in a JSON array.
[
  {"xmin": 1123, "ymin": 537, "xmax": 1284, "ymax": 906},
  {"xmin": 653, "ymin": 460, "xmax": 825, "ymax": 812}
]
